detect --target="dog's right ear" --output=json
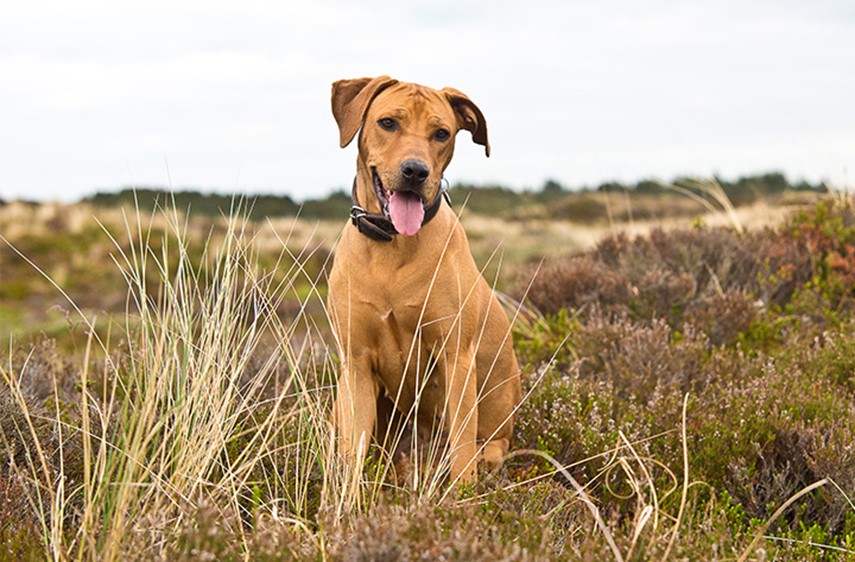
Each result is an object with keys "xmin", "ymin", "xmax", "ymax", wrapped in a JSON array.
[{"xmin": 331, "ymin": 76, "xmax": 399, "ymax": 148}]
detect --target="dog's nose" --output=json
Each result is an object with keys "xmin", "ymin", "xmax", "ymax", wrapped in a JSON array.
[{"xmin": 400, "ymin": 159, "xmax": 430, "ymax": 185}]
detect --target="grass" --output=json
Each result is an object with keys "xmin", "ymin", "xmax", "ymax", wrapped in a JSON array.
[
  {"xmin": 1, "ymin": 198, "xmax": 339, "ymax": 559},
  {"xmin": 0, "ymin": 187, "xmax": 853, "ymax": 560}
]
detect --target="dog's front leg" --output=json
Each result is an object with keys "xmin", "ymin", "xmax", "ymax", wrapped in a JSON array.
[
  {"xmin": 332, "ymin": 357, "xmax": 379, "ymax": 475},
  {"xmin": 445, "ymin": 347, "xmax": 479, "ymax": 483}
]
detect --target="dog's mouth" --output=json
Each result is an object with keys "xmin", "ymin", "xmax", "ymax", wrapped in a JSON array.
[{"xmin": 373, "ymin": 169, "xmax": 427, "ymax": 236}]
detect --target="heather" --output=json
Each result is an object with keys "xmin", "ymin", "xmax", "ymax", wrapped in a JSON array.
[{"xmin": 0, "ymin": 188, "xmax": 852, "ymax": 560}]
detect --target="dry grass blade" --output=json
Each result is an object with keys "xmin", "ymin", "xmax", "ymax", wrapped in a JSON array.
[
  {"xmin": 660, "ymin": 393, "xmax": 691, "ymax": 561},
  {"xmin": 737, "ymin": 478, "xmax": 829, "ymax": 562},
  {"xmin": 510, "ymin": 448, "xmax": 624, "ymax": 562},
  {"xmin": 667, "ymin": 177, "xmax": 744, "ymax": 233},
  {"xmin": 823, "ymin": 179, "xmax": 854, "ymax": 206}
]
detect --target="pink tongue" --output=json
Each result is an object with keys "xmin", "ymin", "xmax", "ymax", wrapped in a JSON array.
[{"xmin": 389, "ymin": 191, "xmax": 425, "ymax": 236}]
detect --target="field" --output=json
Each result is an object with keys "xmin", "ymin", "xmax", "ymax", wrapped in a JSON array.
[{"xmin": 1, "ymin": 183, "xmax": 853, "ymax": 560}]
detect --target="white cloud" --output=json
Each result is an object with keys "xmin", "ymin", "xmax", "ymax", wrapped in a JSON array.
[{"xmin": 1, "ymin": 0, "xmax": 853, "ymax": 201}]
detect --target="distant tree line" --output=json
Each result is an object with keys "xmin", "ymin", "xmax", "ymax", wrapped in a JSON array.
[
  {"xmin": 82, "ymin": 172, "xmax": 826, "ymax": 221},
  {"xmin": 83, "ymin": 188, "xmax": 351, "ymax": 221},
  {"xmin": 531, "ymin": 171, "xmax": 823, "ymax": 195},
  {"xmin": 586, "ymin": 172, "xmax": 822, "ymax": 205}
]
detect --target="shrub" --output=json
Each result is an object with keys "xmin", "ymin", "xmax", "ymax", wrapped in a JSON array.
[
  {"xmin": 513, "ymin": 201, "xmax": 855, "ymax": 552},
  {"xmin": 518, "ymin": 200, "xmax": 855, "ymax": 342},
  {"xmin": 0, "ymin": 387, "xmax": 54, "ymax": 560},
  {"xmin": 546, "ymin": 195, "xmax": 609, "ymax": 223},
  {"xmin": 127, "ymin": 497, "xmax": 318, "ymax": 562},
  {"xmin": 523, "ymin": 257, "xmax": 632, "ymax": 315},
  {"xmin": 686, "ymin": 290, "xmax": 758, "ymax": 347},
  {"xmin": 327, "ymin": 501, "xmax": 550, "ymax": 561}
]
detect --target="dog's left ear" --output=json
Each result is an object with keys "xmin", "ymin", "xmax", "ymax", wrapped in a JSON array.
[
  {"xmin": 442, "ymin": 87, "xmax": 490, "ymax": 157},
  {"xmin": 331, "ymin": 76, "xmax": 399, "ymax": 148}
]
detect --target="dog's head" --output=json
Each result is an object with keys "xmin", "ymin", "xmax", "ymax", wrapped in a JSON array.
[{"xmin": 331, "ymin": 76, "xmax": 489, "ymax": 236}]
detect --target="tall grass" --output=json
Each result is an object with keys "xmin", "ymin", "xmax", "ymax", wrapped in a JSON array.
[
  {"xmin": 1, "ymin": 198, "xmax": 340, "ymax": 559},
  {"xmin": 1, "ymin": 197, "xmax": 538, "ymax": 559},
  {"xmin": 666, "ymin": 177, "xmax": 744, "ymax": 233},
  {"xmin": 825, "ymin": 178, "xmax": 855, "ymax": 206},
  {"xmin": 2, "ymin": 194, "xmax": 852, "ymax": 560}
]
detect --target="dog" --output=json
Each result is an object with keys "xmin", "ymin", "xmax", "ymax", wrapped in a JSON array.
[{"xmin": 327, "ymin": 76, "xmax": 520, "ymax": 483}]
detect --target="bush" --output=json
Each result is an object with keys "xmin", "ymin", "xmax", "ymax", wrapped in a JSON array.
[
  {"xmin": 327, "ymin": 501, "xmax": 550, "ymax": 561},
  {"xmin": 512, "ymin": 201, "xmax": 855, "ymax": 553},
  {"xmin": 524, "ymin": 257, "xmax": 632, "ymax": 315}
]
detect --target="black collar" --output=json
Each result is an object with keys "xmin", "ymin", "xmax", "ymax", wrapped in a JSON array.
[{"xmin": 349, "ymin": 179, "xmax": 450, "ymax": 242}]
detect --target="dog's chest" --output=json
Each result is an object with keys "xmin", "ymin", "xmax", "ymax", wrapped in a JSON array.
[
  {"xmin": 376, "ymin": 303, "xmax": 418, "ymax": 346},
  {"xmin": 368, "ymin": 304, "xmax": 447, "ymax": 406}
]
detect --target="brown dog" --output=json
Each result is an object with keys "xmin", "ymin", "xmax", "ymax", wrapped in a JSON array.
[{"xmin": 327, "ymin": 76, "xmax": 520, "ymax": 483}]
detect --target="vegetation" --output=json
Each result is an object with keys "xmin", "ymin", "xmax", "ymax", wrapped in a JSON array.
[
  {"xmin": 511, "ymin": 198, "xmax": 855, "ymax": 559},
  {"xmin": 0, "ymin": 178, "xmax": 852, "ymax": 560},
  {"xmin": 83, "ymin": 188, "xmax": 353, "ymax": 222}
]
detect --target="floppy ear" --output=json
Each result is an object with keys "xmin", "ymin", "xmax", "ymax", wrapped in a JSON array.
[
  {"xmin": 442, "ymin": 87, "xmax": 490, "ymax": 157},
  {"xmin": 331, "ymin": 76, "xmax": 399, "ymax": 148}
]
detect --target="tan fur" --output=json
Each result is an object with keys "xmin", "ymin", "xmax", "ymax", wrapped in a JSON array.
[{"xmin": 328, "ymin": 76, "xmax": 521, "ymax": 483}]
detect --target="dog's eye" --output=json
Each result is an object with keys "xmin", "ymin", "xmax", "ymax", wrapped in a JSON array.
[
  {"xmin": 378, "ymin": 118, "xmax": 398, "ymax": 132},
  {"xmin": 434, "ymin": 128, "xmax": 451, "ymax": 142}
]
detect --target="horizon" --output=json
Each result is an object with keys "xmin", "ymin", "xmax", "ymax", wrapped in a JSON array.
[{"xmin": 0, "ymin": 168, "xmax": 831, "ymax": 205}]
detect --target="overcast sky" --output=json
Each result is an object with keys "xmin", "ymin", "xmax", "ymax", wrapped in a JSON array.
[{"xmin": 1, "ymin": 0, "xmax": 854, "ymax": 202}]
